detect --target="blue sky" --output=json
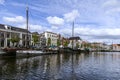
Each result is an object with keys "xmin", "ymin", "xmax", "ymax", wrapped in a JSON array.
[{"xmin": 0, "ymin": 0, "xmax": 120, "ymax": 44}]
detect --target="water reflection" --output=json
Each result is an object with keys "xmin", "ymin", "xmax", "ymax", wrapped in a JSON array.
[{"xmin": 0, "ymin": 52, "xmax": 120, "ymax": 80}]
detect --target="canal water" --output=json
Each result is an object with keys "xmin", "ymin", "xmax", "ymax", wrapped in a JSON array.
[{"xmin": 0, "ymin": 52, "xmax": 120, "ymax": 80}]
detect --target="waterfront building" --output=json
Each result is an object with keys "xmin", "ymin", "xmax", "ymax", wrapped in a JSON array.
[
  {"xmin": 90, "ymin": 42, "xmax": 111, "ymax": 50},
  {"xmin": 31, "ymin": 32, "xmax": 46, "ymax": 48},
  {"xmin": 103, "ymin": 44, "xmax": 111, "ymax": 50},
  {"xmin": 0, "ymin": 24, "xmax": 31, "ymax": 48},
  {"xmin": 60, "ymin": 37, "xmax": 69, "ymax": 47},
  {"xmin": 80, "ymin": 41, "xmax": 89, "ymax": 49},
  {"xmin": 68, "ymin": 37, "xmax": 82, "ymax": 49},
  {"xmin": 112, "ymin": 44, "xmax": 120, "ymax": 51},
  {"xmin": 41, "ymin": 31, "xmax": 59, "ymax": 46},
  {"xmin": 39, "ymin": 33, "xmax": 46, "ymax": 48},
  {"xmin": 31, "ymin": 32, "xmax": 40, "ymax": 48}
]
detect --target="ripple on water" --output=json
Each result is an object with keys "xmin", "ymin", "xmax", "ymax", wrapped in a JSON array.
[{"xmin": 0, "ymin": 52, "xmax": 120, "ymax": 80}]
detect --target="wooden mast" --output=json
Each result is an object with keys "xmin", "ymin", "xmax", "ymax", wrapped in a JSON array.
[
  {"xmin": 72, "ymin": 21, "xmax": 74, "ymax": 49},
  {"xmin": 26, "ymin": 6, "xmax": 29, "ymax": 48}
]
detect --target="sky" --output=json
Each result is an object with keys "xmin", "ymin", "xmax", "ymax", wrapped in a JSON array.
[{"xmin": 0, "ymin": 0, "xmax": 120, "ymax": 44}]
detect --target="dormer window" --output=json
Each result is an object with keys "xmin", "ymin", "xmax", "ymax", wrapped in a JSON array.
[{"xmin": 5, "ymin": 25, "xmax": 8, "ymax": 29}]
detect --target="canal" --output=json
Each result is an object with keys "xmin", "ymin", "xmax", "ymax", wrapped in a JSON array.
[{"xmin": 0, "ymin": 52, "xmax": 120, "ymax": 80}]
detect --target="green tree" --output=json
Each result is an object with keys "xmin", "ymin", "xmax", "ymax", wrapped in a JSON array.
[
  {"xmin": 64, "ymin": 41, "xmax": 68, "ymax": 47},
  {"xmin": 76, "ymin": 43, "xmax": 79, "ymax": 48},
  {"xmin": 47, "ymin": 38, "xmax": 51, "ymax": 46},
  {"xmin": 32, "ymin": 34, "xmax": 39, "ymax": 45},
  {"xmin": 86, "ymin": 43, "xmax": 91, "ymax": 48},
  {"xmin": 57, "ymin": 39, "xmax": 61, "ymax": 47},
  {"xmin": 9, "ymin": 36, "xmax": 20, "ymax": 47},
  {"xmin": 80, "ymin": 43, "xmax": 83, "ymax": 48}
]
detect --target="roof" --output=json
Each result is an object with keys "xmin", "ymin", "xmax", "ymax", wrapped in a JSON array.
[
  {"xmin": 82, "ymin": 41, "xmax": 88, "ymax": 44},
  {"xmin": 113, "ymin": 44, "xmax": 120, "ymax": 46},
  {"xmin": 117, "ymin": 44, "xmax": 120, "ymax": 46},
  {"xmin": 10, "ymin": 26, "xmax": 30, "ymax": 33},
  {"xmin": 0, "ymin": 24, "xmax": 30, "ymax": 33},
  {"xmin": 69, "ymin": 37, "xmax": 81, "ymax": 40},
  {"xmin": 91, "ymin": 42, "xmax": 106, "ymax": 45},
  {"xmin": 44, "ymin": 31, "xmax": 58, "ymax": 35},
  {"xmin": 0, "ymin": 24, "xmax": 5, "ymax": 29},
  {"xmin": 32, "ymin": 32, "xmax": 39, "ymax": 35}
]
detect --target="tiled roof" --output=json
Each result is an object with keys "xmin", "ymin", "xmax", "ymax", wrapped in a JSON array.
[
  {"xmin": 113, "ymin": 44, "xmax": 120, "ymax": 46},
  {"xmin": 117, "ymin": 44, "xmax": 120, "ymax": 46},
  {"xmin": 69, "ymin": 37, "xmax": 81, "ymax": 40}
]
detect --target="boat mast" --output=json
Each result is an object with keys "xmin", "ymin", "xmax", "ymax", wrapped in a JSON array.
[
  {"xmin": 72, "ymin": 21, "xmax": 74, "ymax": 49},
  {"xmin": 26, "ymin": 6, "xmax": 29, "ymax": 47}
]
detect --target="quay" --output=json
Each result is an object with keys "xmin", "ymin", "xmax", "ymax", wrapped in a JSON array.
[
  {"xmin": 0, "ymin": 48, "xmax": 59, "ymax": 58},
  {"xmin": 0, "ymin": 47, "xmax": 90, "ymax": 58},
  {"xmin": 1, "ymin": 47, "xmax": 120, "ymax": 58}
]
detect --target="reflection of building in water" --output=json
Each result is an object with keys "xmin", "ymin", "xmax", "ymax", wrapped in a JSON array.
[{"xmin": 0, "ymin": 53, "xmax": 87, "ymax": 79}]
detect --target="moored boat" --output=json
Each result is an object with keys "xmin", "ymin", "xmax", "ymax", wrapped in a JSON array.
[{"xmin": 16, "ymin": 50, "xmax": 43, "ymax": 54}]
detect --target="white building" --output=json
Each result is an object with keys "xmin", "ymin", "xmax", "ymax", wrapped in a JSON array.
[
  {"xmin": 41, "ymin": 31, "xmax": 59, "ymax": 46},
  {"xmin": 90, "ymin": 42, "xmax": 111, "ymax": 50},
  {"xmin": 0, "ymin": 24, "xmax": 32, "ymax": 48},
  {"xmin": 68, "ymin": 37, "xmax": 82, "ymax": 49},
  {"xmin": 112, "ymin": 44, "xmax": 120, "ymax": 51}
]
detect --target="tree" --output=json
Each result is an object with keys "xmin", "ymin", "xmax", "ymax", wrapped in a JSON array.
[
  {"xmin": 64, "ymin": 41, "xmax": 68, "ymax": 47},
  {"xmin": 32, "ymin": 34, "xmax": 39, "ymax": 45},
  {"xmin": 57, "ymin": 39, "xmax": 61, "ymax": 47},
  {"xmin": 47, "ymin": 38, "xmax": 51, "ymax": 46},
  {"xmin": 76, "ymin": 43, "xmax": 79, "ymax": 48},
  {"xmin": 9, "ymin": 36, "xmax": 20, "ymax": 47},
  {"xmin": 80, "ymin": 43, "xmax": 83, "ymax": 48},
  {"xmin": 86, "ymin": 43, "xmax": 91, "ymax": 48}
]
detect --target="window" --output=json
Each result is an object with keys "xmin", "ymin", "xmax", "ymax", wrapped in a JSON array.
[
  {"xmin": 1, "ymin": 39, "xmax": 4, "ymax": 47},
  {"xmin": 7, "ymin": 32, "xmax": 10, "ymax": 38},
  {"xmin": 0, "ymin": 32, "xmax": 4, "ymax": 38}
]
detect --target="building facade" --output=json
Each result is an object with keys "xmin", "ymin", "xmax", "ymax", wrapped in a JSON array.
[
  {"xmin": 41, "ymin": 31, "xmax": 59, "ymax": 46},
  {"xmin": 112, "ymin": 44, "xmax": 120, "ymax": 51},
  {"xmin": 90, "ymin": 42, "xmax": 111, "ymax": 50},
  {"xmin": 0, "ymin": 24, "xmax": 31, "ymax": 48},
  {"xmin": 40, "ymin": 34, "xmax": 46, "ymax": 48},
  {"xmin": 31, "ymin": 32, "xmax": 47, "ymax": 48},
  {"xmin": 68, "ymin": 37, "xmax": 82, "ymax": 49}
]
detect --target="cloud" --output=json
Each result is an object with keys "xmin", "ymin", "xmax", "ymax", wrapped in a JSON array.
[
  {"xmin": 103, "ymin": 0, "xmax": 120, "ymax": 14},
  {"xmin": 64, "ymin": 10, "xmax": 80, "ymax": 22},
  {"xmin": 10, "ymin": 2, "xmax": 26, "ymax": 7},
  {"xmin": 2, "ymin": 0, "xmax": 120, "ymax": 44},
  {"xmin": 103, "ymin": 0, "xmax": 119, "ymax": 7},
  {"xmin": 46, "ymin": 16, "xmax": 64, "ymax": 26},
  {"xmin": 17, "ymin": 23, "xmax": 51, "ymax": 33},
  {"xmin": 55, "ymin": 24, "xmax": 120, "ymax": 40},
  {"xmin": 0, "ymin": 0, "xmax": 5, "ymax": 4},
  {"xmin": 74, "ymin": 27, "xmax": 120, "ymax": 37},
  {"xmin": 29, "ymin": 24, "xmax": 49, "ymax": 32},
  {"xmin": 105, "ymin": 7, "xmax": 120, "ymax": 14},
  {"xmin": 51, "ymin": 26, "xmax": 59, "ymax": 29},
  {"xmin": 3, "ymin": 16, "xmax": 25, "ymax": 23}
]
